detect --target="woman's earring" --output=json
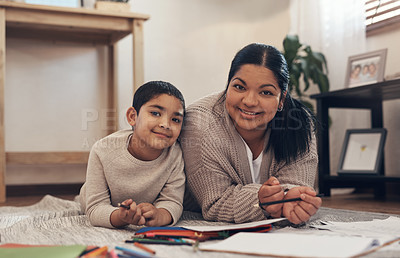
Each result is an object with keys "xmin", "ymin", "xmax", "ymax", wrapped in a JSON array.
[{"xmin": 277, "ymin": 105, "xmax": 283, "ymax": 112}]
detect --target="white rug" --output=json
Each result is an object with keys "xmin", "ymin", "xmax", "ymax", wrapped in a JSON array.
[{"xmin": 1, "ymin": 195, "xmax": 399, "ymax": 258}]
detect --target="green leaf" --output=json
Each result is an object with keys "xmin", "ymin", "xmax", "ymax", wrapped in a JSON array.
[
  {"xmin": 317, "ymin": 73, "xmax": 330, "ymax": 93},
  {"xmin": 283, "ymin": 35, "xmax": 302, "ymax": 67},
  {"xmin": 283, "ymin": 34, "xmax": 330, "ymax": 106},
  {"xmin": 312, "ymin": 52, "xmax": 328, "ymax": 72}
]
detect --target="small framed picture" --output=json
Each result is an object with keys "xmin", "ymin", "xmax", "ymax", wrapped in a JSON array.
[
  {"xmin": 345, "ymin": 49, "xmax": 387, "ymax": 88},
  {"xmin": 338, "ymin": 128, "xmax": 387, "ymax": 175}
]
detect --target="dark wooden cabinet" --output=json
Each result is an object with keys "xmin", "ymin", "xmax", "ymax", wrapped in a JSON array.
[{"xmin": 310, "ymin": 79, "xmax": 400, "ymax": 198}]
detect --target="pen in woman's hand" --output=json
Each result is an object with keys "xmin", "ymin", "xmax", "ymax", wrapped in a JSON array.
[
  {"xmin": 255, "ymin": 193, "xmax": 324, "ymax": 207},
  {"xmin": 118, "ymin": 203, "xmax": 130, "ymax": 209}
]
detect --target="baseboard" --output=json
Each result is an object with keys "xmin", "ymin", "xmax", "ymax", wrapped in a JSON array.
[{"xmin": 6, "ymin": 183, "xmax": 83, "ymax": 197}]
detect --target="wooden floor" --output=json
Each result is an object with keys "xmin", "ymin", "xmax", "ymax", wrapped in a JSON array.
[{"xmin": 1, "ymin": 191, "xmax": 400, "ymax": 215}]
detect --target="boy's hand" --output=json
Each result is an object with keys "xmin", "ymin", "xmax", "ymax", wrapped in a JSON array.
[
  {"xmin": 258, "ymin": 176, "xmax": 284, "ymax": 218},
  {"xmin": 282, "ymin": 187, "xmax": 322, "ymax": 224},
  {"xmin": 111, "ymin": 199, "xmax": 146, "ymax": 227},
  {"xmin": 137, "ymin": 203, "xmax": 172, "ymax": 227}
]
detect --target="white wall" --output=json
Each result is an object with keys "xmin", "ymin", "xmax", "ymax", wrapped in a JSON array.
[
  {"xmin": 366, "ymin": 27, "xmax": 400, "ymax": 177},
  {"xmin": 5, "ymin": 0, "xmax": 291, "ymax": 184},
  {"xmin": 329, "ymin": 27, "xmax": 400, "ymax": 179},
  {"xmin": 122, "ymin": 0, "xmax": 290, "ymax": 105}
]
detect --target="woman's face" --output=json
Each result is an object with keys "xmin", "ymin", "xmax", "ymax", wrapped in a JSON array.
[{"xmin": 225, "ymin": 64, "xmax": 283, "ymax": 137}]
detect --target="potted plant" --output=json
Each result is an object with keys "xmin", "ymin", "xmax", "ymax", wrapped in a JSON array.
[{"xmin": 282, "ymin": 35, "xmax": 329, "ymax": 112}]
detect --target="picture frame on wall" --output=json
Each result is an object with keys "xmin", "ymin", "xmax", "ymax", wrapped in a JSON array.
[
  {"xmin": 338, "ymin": 128, "xmax": 387, "ymax": 176},
  {"xmin": 345, "ymin": 49, "xmax": 387, "ymax": 88}
]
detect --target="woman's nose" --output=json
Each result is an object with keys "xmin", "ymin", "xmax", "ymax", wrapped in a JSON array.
[{"xmin": 242, "ymin": 91, "xmax": 258, "ymax": 106}]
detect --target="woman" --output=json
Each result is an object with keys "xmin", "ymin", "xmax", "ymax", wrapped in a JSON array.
[{"xmin": 180, "ymin": 43, "xmax": 321, "ymax": 224}]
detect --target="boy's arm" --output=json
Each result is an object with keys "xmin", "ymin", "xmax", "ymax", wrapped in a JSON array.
[
  {"xmin": 152, "ymin": 146, "xmax": 185, "ymax": 225},
  {"xmin": 81, "ymin": 145, "xmax": 119, "ymax": 228}
]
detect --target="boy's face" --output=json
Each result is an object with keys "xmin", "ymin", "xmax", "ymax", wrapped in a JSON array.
[{"xmin": 127, "ymin": 94, "xmax": 184, "ymax": 160}]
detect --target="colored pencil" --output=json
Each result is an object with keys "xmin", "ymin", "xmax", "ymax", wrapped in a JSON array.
[
  {"xmin": 115, "ymin": 246, "xmax": 152, "ymax": 258},
  {"xmin": 82, "ymin": 246, "xmax": 108, "ymax": 257},
  {"xmin": 126, "ymin": 238, "xmax": 191, "ymax": 246},
  {"xmin": 108, "ymin": 249, "xmax": 118, "ymax": 258},
  {"xmin": 79, "ymin": 247, "xmax": 99, "ymax": 256},
  {"xmin": 133, "ymin": 242, "xmax": 156, "ymax": 255}
]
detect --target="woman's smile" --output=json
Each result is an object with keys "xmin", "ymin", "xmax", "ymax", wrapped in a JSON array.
[{"xmin": 238, "ymin": 107, "xmax": 263, "ymax": 118}]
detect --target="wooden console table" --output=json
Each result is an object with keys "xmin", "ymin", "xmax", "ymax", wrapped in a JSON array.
[
  {"xmin": 0, "ymin": 1, "xmax": 149, "ymax": 202},
  {"xmin": 311, "ymin": 79, "xmax": 400, "ymax": 198}
]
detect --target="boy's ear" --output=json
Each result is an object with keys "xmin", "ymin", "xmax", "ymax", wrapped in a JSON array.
[{"xmin": 126, "ymin": 107, "xmax": 137, "ymax": 127}]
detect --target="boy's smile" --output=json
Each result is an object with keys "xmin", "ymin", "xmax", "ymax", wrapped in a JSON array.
[{"xmin": 126, "ymin": 94, "xmax": 184, "ymax": 161}]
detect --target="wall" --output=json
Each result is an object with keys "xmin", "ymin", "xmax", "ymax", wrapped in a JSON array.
[
  {"xmin": 366, "ymin": 27, "xmax": 400, "ymax": 177},
  {"xmin": 5, "ymin": 0, "xmax": 290, "ymax": 185}
]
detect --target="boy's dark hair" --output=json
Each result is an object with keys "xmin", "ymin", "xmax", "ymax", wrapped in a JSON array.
[
  {"xmin": 132, "ymin": 81, "xmax": 185, "ymax": 114},
  {"xmin": 221, "ymin": 43, "xmax": 317, "ymax": 164}
]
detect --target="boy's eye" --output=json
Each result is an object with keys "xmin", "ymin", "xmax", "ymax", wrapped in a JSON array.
[
  {"xmin": 233, "ymin": 84, "xmax": 245, "ymax": 91},
  {"xmin": 150, "ymin": 111, "xmax": 161, "ymax": 116},
  {"xmin": 172, "ymin": 118, "xmax": 182, "ymax": 124}
]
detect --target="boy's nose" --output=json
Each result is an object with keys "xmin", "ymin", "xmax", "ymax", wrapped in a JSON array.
[{"xmin": 159, "ymin": 118, "xmax": 170, "ymax": 129}]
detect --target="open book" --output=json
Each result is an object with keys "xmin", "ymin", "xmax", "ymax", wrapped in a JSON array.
[{"xmin": 199, "ymin": 232, "xmax": 391, "ymax": 258}]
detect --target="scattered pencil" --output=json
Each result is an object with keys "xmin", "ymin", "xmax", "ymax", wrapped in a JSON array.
[
  {"xmin": 115, "ymin": 246, "xmax": 153, "ymax": 258},
  {"xmin": 108, "ymin": 249, "xmax": 118, "ymax": 258},
  {"xmin": 133, "ymin": 242, "xmax": 156, "ymax": 255},
  {"xmin": 81, "ymin": 246, "xmax": 108, "ymax": 257}
]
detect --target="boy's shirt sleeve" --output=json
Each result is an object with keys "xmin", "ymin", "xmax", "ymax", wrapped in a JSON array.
[
  {"xmin": 153, "ymin": 145, "xmax": 185, "ymax": 225},
  {"xmin": 80, "ymin": 143, "xmax": 118, "ymax": 228}
]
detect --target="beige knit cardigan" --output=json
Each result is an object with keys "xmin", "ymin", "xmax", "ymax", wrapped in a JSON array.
[{"xmin": 180, "ymin": 92, "xmax": 318, "ymax": 223}]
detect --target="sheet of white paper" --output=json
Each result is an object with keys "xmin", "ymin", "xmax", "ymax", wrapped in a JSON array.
[
  {"xmin": 183, "ymin": 218, "xmax": 286, "ymax": 232},
  {"xmin": 200, "ymin": 232, "xmax": 380, "ymax": 258},
  {"xmin": 312, "ymin": 216, "xmax": 400, "ymax": 240}
]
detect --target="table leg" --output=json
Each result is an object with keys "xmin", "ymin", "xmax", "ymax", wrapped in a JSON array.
[
  {"xmin": 132, "ymin": 19, "xmax": 144, "ymax": 92},
  {"xmin": 0, "ymin": 8, "xmax": 6, "ymax": 203},
  {"xmin": 316, "ymin": 99, "xmax": 331, "ymax": 196}
]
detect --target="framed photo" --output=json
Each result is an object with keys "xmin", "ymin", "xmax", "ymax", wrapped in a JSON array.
[
  {"xmin": 345, "ymin": 49, "xmax": 387, "ymax": 88},
  {"xmin": 338, "ymin": 128, "xmax": 387, "ymax": 175}
]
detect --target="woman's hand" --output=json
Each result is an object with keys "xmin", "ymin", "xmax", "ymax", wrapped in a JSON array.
[
  {"xmin": 137, "ymin": 203, "xmax": 172, "ymax": 227},
  {"xmin": 282, "ymin": 187, "xmax": 322, "ymax": 224},
  {"xmin": 110, "ymin": 199, "xmax": 146, "ymax": 228},
  {"xmin": 258, "ymin": 176, "xmax": 285, "ymax": 218}
]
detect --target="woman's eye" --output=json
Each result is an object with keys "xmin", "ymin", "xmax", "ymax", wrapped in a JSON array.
[
  {"xmin": 233, "ymin": 84, "xmax": 245, "ymax": 90},
  {"xmin": 150, "ymin": 111, "xmax": 160, "ymax": 116},
  {"xmin": 260, "ymin": 90, "xmax": 272, "ymax": 96},
  {"xmin": 172, "ymin": 118, "xmax": 181, "ymax": 124}
]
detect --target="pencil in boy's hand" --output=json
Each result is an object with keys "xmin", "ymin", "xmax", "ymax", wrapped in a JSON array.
[
  {"xmin": 255, "ymin": 193, "xmax": 324, "ymax": 207},
  {"xmin": 118, "ymin": 203, "xmax": 130, "ymax": 209}
]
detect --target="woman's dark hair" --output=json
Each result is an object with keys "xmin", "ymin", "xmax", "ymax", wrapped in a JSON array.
[
  {"xmin": 222, "ymin": 43, "xmax": 316, "ymax": 164},
  {"xmin": 132, "ymin": 80, "xmax": 185, "ymax": 114}
]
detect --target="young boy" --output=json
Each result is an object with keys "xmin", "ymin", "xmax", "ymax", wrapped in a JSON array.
[{"xmin": 78, "ymin": 81, "xmax": 186, "ymax": 228}]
